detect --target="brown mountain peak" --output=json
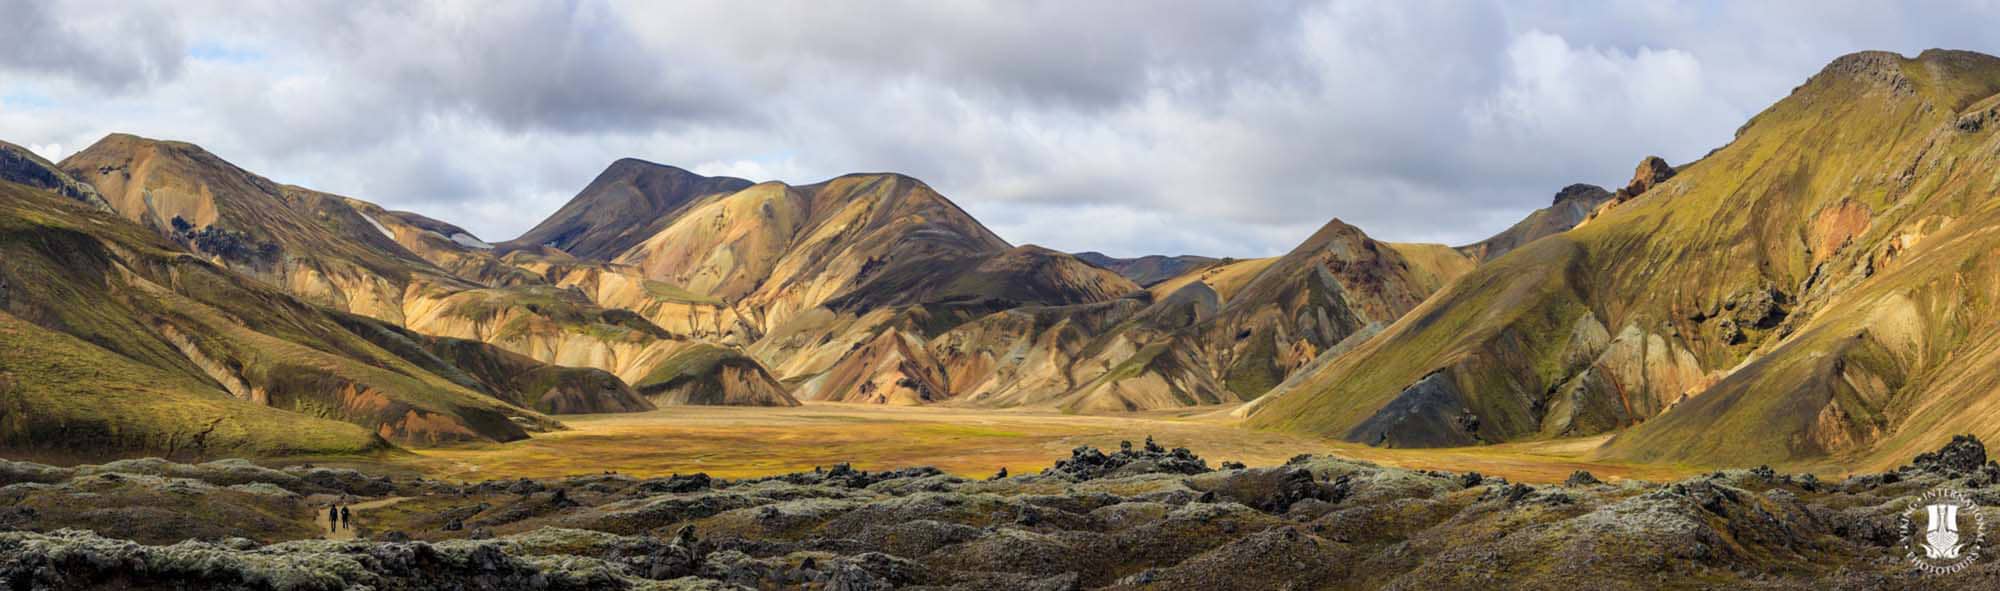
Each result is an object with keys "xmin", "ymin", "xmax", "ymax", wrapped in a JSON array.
[{"xmin": 503, "ymin": 158, "xmax": 756, "ymax": 259}]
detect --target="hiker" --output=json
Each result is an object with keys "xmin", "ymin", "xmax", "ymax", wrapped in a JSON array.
[
  {"xmin": 340, "ymin": 506, "xmax": 352, "ymax": 530},
  {"xmin": 328, "ymin": 505, "xmax": 339, "ymax": 533}
]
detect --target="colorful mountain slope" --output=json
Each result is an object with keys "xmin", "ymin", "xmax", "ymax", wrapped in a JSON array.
[
  {"xmin": 0, "ymin": 177, "xmax": 554, "ymax": 455},
  {"xmin": 519, "ymin": 162, "xmax": 1156, "ymax": 405},
  {"xmin": 61, "ymin": 135, "xmax": 461, "ymax": 323},
  {"xmin": 1248, "ymin": 50, "xmax": 2000, "ymax": 469},
  {"xmin": 1051, "ymin": 221, "xmax": 1474, "ymax": 412},
  {"xmin": 56, "ymin": 135, "xmax": 791, "ymax": 409}
]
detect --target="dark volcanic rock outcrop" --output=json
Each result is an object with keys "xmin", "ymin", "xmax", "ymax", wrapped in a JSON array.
[
  {"xmin": 1042, "ymin": 438, "xmax": 1213, "ymax": 480},
  {"xmin": 1911, "ymin": 434, "xmax": 1992, "ymax": 476},
  {"xmin": 1612, "ymin": 155, "xmax": 1676, "ymax": 202},
  {"xmin": 0, "ymin": 141, "xmax": 109, "ymax": 211}
]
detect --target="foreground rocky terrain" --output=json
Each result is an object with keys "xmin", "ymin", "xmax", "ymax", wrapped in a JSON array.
[{"xmin": 3, "ymin": 437, "xmax": 1997, "ymax": 589}]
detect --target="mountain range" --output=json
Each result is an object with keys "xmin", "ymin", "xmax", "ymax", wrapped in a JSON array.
[{"xmin": 4, "ymin": 49, "xmax": 1999, "ymax": 472}]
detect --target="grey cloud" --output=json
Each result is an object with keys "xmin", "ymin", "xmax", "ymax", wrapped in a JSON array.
[
  {"xmin": 0, "ymin": 0, "xmax": 185, "ymax": 92},
  {"xmin": 614, "ymin": 0, "xmax": 1319, "ymax": 112},
  {"xmin": 336, "ymin": 2, "xmax": 754, "ymax": 133},
  {"xmin": 5, "ymin": 0, "xmax": 1999, "ymax": 259}
]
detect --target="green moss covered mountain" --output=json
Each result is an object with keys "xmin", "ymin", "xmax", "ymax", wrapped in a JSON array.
[{"xmin": 1247, "ymin": 49, "xmax": 2000, "ymax": 470}]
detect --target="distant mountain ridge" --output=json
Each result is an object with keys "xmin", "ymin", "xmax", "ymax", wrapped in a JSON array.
[
  {"xmin": 1455, "ymin": 183, "xmax": 1613, "ymax": 261},
  {"xmin": 1073, "ymin": 252, "xmax": 1220, "ymax": 286}
]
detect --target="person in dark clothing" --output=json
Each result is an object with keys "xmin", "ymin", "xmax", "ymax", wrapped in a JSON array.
[
  {"xmin": 340, "ymin": 506, "xmax": 351, "ymax": 530},
  {"xmin": 328, "ymin": 505, "xmax": 339, "ymax": 533}
]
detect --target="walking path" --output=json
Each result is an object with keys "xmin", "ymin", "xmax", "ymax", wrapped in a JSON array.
[{"xmin": 313, "ymin": 497, "xmax": 408, "ymax": 540}]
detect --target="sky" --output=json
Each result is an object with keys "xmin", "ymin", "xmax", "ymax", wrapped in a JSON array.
[{"xmin": 3, "ymin": 1, "xmax": 1997, "ymax": 258}]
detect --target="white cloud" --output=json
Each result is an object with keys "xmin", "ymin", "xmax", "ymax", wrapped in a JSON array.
[
  {"xmin": 26, "ymin": 143, "xmax": 61, "ymax": 161},
  {"xmin": 1, "ymin": 0, "xmax": 1995, "ymax": 258},
  {"xmin": 1465, "ymin": 31, "xmax": 1746, "ymax": 178}
]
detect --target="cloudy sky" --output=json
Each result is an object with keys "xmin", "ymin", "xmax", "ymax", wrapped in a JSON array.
[{"xmin": 3, "ymin": 1, "xmax": 1996, "ymax": 257}]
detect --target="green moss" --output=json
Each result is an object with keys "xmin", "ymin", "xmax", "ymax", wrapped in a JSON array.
[
  {"xmin": 1248, "ymin": 51, "xmax": 2000, "ymax": 468},
  {"xmin": 1222, "ymin": 330, "xmax": 1282, "ymax": 400},
  {"xmin": 630, "ymin": 343, "xmax": 740, "ymax": 392},
  {"xmin": 641, "ymin": 279, "xmax": 722, "ymax": 305},
  {"xmin": 908, "ymin": 424, "xmax": 1027, "ymax": 438},
  {"xmin": 0, "ymin": 182, "xmax": 543, "ymax": 455},
  {"xmin": 0, "ymin": 312, "xmax": 383, "ymax": 458}
]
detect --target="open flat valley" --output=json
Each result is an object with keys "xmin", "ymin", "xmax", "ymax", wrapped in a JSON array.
[{"xmin": 364, "ymin": 403, "xmax": 1705, "ymax": 485}]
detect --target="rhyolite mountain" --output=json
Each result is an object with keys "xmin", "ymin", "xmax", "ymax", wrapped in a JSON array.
[
  {"xmin": 55, "ymin": 135, "xmax": 795, "ymax": 409},
  {"xmin": 905, "ymin": 219, "xmax": 1473, "ymax": 413},
  {"xmin": 1247, "ymin": 49, "xmax": 2000, "ymax": 471},
  {"xmin": 12, "ymin": 48, "xmax": 2000, "ymax": 473},
  {"xmin": 509, "ymin": 162, "xmax": 1148, "ymax": 404},
  {"xmin": 0, "ymin": 166, "xmax": 554, "ymax": 457},
  {"xmin": 502, "ymin": 159, "xmax": 756, "ymax": 260},
  {"xmin": 509, "ymin": 156, "xmax": 1476, "ymax": 411},
  {"xmin": 1042, "ymin": 221, "xmax": 1472, "ymax": 413},
  {"xmin": 0, "ymin": 118, "xmax": 1616, "ymax": 463}
]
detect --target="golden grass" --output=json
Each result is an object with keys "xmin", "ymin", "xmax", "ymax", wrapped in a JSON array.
[
  {"xmin": 1145, "ymin": 257, "xmax": 1276, "ymax": 304},
  {"xmin": 381, "ymin": 402, "xmax": 1709, "ymax": 484}
]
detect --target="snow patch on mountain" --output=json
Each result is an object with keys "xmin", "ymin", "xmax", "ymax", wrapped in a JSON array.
[
  {"xmin": 451, "ymin": 233, "xmax": 494, "ymax": 250},
  {"xmin": 361, "ymin": 214, "xmax": 395, "ymax": 239}
]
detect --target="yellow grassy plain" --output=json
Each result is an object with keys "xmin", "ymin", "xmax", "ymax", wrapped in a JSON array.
[{"xmin": 380, "ymin": 402, "xmax": 1710, "ymax": 484}]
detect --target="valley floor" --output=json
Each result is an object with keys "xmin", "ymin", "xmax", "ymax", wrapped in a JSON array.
[{"xmin": 349, "ymin": 402, "xmax": 1706, "ymax": 484}]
